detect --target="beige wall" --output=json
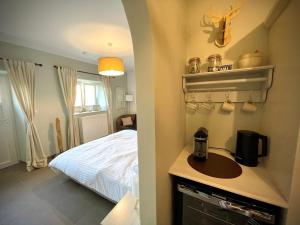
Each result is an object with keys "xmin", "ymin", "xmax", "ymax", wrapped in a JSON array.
[
  {"xmin": 122, "ymin": 0, "xmax": 157, "ymax": 224},
  {"xmin": 261, "ymin": 0, "xmax": 300, "ymax": 203},
  {"xmin": 185, "ymin": 0, "xmax": 276, "ymax": 150},
  {"xmin": 186, "ymin": 0, "xmax": 275, "ymax": 68},
  {"xmin": 186, "ymin": 104, "xmax": 264, "ymax": 149},
  {"xmin": 126, "ymin": 70, "xmax": 137, "ymax": 114},
  {"xmin": 286, "ymin": 125, "xmax": 300, "ymax": 224},
  {"xmin": 148, "ymin": 0, "xmax": 186, "ymax": 224},
  {"xmin": 110, "ymin": 75, "xmax": 128, "ymax": 130},
  {"xmin": 123, "ymin": 0, "xmax": 186, "ymax": 224},
  {"xmin": 0, "ymin": 41, "xmax": 127, "ymax": 158}
]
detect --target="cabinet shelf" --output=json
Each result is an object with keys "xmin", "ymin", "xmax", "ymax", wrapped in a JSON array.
[{"xmin": 183, "ymin": 65, "xmax": 274, "ymax": 103}]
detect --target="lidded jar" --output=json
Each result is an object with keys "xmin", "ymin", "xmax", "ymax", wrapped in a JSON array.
[
  {"xmin": 188, "ymin": 57, "xmax": 201, "ymax": 74},
  {"xmin": 207, "ymin": 54, "xmax": 222, "ymax": 72}
]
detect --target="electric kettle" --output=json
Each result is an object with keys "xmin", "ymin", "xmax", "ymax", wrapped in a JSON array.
[{"xmin": 235, "ymin": 130, "xmax": 268, "ymax": 167}]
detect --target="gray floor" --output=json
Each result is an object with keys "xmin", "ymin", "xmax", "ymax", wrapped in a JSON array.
[{"xmin": 0, "ymin": 163, "xmax": 115, "ymax": 225}]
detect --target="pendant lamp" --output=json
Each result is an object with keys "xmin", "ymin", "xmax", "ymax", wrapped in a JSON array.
[{"xmin": 98, "ymin": 57, "xmax": 124, "ymax": 76}]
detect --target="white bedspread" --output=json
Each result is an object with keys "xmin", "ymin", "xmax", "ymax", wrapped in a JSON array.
[{"xmin": 49, "ymin": 130, "xmax": 138, "ymax": 202}]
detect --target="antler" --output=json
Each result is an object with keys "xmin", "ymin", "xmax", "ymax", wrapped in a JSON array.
[
  {"xmin": 204, "ymin": 0, "xmax": 244, "ymax": 48},
  {"xmin": 205, "ymin": 7, "xmax": 223, "ymax": 27},
  {"xmin": 226, "ymin": 0, "xmax": 245, "ymax": 20}
]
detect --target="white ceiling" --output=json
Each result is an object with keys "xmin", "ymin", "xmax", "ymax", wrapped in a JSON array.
[{"xmin": 0, "ymin": 0, "xmax": 134, "ymax": 71}]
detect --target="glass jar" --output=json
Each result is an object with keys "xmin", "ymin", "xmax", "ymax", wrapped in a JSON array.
[
  {"xmin": 207, "ymin": 54, "xmax": 222, "ymax": 72},
  {"xmin": 188, "ymin": 57, "xmax": 201, "ymax": 74}
]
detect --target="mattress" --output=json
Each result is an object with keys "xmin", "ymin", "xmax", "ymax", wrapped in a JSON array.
[{"xmin": 49, "ymin": 129, "xmax": 138, "ymax": 202}]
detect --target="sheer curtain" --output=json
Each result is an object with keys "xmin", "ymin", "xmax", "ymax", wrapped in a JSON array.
[
  {"xmin": 4, "ymin": 60, "xmax": 47, "ymax": 171},
  {"xmin": 57, "ymin": 67, "xmax": 80, "ymax": 149},
  {"xmin": 102, "ymin": 77, "xmax": 114, "ymax": 133}
]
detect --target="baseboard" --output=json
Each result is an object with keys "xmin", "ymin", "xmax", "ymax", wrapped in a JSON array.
[
  {"xmin": 0, "ymin": 160, "xmax": 20, "ymax": 170},
  {"xmin": 0, "ymin": 155, "xmax": 57, "ymax": 170}
]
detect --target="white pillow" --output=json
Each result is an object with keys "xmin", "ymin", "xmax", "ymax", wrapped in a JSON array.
[{"xmin": 121, "ymin": 117, "xmax": 133, "ymax": 126}]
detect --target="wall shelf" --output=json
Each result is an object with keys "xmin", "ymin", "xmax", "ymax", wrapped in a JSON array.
[{"xmin": 183, "ymin": 65, "xmax": 274, "ymax": 103}]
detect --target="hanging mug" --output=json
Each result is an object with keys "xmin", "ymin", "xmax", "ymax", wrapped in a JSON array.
[
  {"xmin": 221, "ymin": 92, "xmax": 235, "ymax": 112},
  {"xmin": 222, "ymin": 100, "xmax": 235, "ymax": 112},
  {"xmin": 242, "ymin": 101, "xmax": 257, "ymax": 112}
]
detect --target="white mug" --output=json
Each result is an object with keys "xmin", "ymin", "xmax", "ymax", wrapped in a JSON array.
[
  {"xmin": 186, "ymin": 103, "xmax": 198, "ymax": 110},
  {"xmin": 242, "ymin": 101, "xmax": 257, "ymax": 112},
  {"xmin": 221, "ymin": 101, "xmax": 235, "ymax": 112}
]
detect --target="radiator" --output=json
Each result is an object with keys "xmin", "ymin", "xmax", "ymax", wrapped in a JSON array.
[{"xmin": 78, "ymin": 113, "xmax": 108, "ymax": 144}]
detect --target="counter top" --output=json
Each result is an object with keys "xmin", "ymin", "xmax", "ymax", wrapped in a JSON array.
[
  {"xmin": 101, "ymin": 192, "xmax": 140, "ymax": 225},
  {"xmin": 169, "ymin": 146, "xmax": 288, "ymax": 208}
]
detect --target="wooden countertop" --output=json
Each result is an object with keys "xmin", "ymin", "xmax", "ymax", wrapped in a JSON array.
[{"xmin": 169, "ymin": 146, "xmax": 288, "ymax": 208}]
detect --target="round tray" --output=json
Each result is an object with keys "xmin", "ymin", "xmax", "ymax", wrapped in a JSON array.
[{"xmin": 187, "ymin": 153, "xmax": 242, "ymax": 179}]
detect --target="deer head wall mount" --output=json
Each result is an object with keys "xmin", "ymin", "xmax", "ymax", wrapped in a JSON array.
[{"xmin": 205, "ymin": 0, "xmax": 244, "ymax": 48}]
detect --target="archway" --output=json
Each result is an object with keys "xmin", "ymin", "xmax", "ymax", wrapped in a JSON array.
[{"xmin": 122, "ymin": 1, "xmax": 157, "ymax": 224}]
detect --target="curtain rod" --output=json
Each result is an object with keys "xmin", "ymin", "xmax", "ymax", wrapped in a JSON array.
[
  {"xmin": 53, "ymin": 65, "xmax": 101, "ymax": 76},
  {"xmin": 0, "ymin": 58, "xmax": 103, "ymax": 77},
  {"xmin": 0, "ymin": 57, "xmax": 43, "ymax": 67}
]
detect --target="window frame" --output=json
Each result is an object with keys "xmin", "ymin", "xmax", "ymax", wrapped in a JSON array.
[{"xmin": 74, "ymin": 79, "xmax": 106, "ymax": 114}]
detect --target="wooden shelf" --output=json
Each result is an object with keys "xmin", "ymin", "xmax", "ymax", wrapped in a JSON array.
[
  {"xmin": 183, "ymin": 65, "xmax": 274, "ymax": 103},
  {"xmin": 183, "ymin": 65, "xmax": 274, "ymax": 78}
]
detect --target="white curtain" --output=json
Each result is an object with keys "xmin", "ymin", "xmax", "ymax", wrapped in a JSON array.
[
  {"xmin": 4, "ymin": 60, "xmax": 47, "ymax": 171},
  {"xmin": 57, "ymin": 67, "xmax": 80, "ymax": 149},
  {"xmin": 102, "ymin": 77, "xmax": 114, "ymax": 133}
]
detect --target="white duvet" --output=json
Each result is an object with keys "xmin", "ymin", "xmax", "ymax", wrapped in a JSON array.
[{"xmin": 49, "ymin": 130, "xmax": 138, "ymax": 202}]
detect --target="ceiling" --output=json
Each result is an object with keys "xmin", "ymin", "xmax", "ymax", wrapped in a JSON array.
[{"xmin": 0, "ymin": 0, "xmax": 134, "ymax": 71}]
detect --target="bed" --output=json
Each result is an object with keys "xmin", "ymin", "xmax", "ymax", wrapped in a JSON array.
[{"xmin": 49, "ymin": 129, "xmax": 138, "ymax": 203}]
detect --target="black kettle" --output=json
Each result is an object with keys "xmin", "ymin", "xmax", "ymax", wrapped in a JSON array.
[{"xmin": 235, "ymin": 130, "xmax": 268, "ymax": 167}]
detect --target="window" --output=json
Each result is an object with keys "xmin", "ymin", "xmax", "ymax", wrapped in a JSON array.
[
  {"xmin": 84, "ymin": 84, "xmax": 96, "ymax": 106},
  {"xmin": 75, "ymin": 84, "xmax": 82, "ymax": 107},
  {"xmin": 74, "ymin": 79, "xmax": 107, "ymax": 113}
]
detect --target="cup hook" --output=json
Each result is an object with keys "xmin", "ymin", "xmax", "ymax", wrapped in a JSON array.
[
  {"xmin": 205, "ymin": 93, "xmax": 215, "ymax": 110},
  {"xmin": 248, "ymin": 91, "xmax": 253, "ymax": 103},
  {"xmin": 225, "ymin": 91, "xmax": 231, "ymax": 102}
]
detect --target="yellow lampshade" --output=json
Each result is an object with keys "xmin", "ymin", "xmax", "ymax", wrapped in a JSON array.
[{"xmin": 98, "ymin": 57, "xmax": 124, "ymax": 76}]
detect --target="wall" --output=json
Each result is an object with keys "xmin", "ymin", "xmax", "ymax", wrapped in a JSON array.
[
  {"xmin": 185, "ymin": 0, "xmax": 276, "ymax": 150},
  {"xmin": 126, "ymin": 70, "xmax": 137, "ymax": 113},
  {"xmin": 147, "ymin": 0, "xmax": 187, "ymax": 224},
  {"xmin": 122, "ymin": 0, "xmax": 157, "ymax": 224},
  {"xmin": 260, "ymin": 0, "xmax": 300, "ymax": 202},
  {"xmin": 186, "ymin": 0, "xmax": 275, "ymax": 67},
  {"xmin": 110, "ymin": 74, "xmax": 128, "ymax": 130},
  {"xmin": 0, "ymin": 41, "xmax": 127, "ymax": 158},
  {"xmin": 123, "ymin": 0, "xmax": 186, "ymax": 224},
  {"xmin": 286, "ymin": 125, "xmax": 300, "ymax": 224}
]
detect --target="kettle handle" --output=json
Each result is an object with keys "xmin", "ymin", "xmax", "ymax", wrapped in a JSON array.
[{"xmin": 258, "ymin": 135, "xmax": 268, "ymax": 157}]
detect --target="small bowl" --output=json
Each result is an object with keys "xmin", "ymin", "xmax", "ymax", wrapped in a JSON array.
[
  {"xmin": 238, "ymin": 56, "xmax": 262, "ymax": 68},
  {"xmin": 238, "ymin": 51, "xmax": 263, "ymax": 68}
]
